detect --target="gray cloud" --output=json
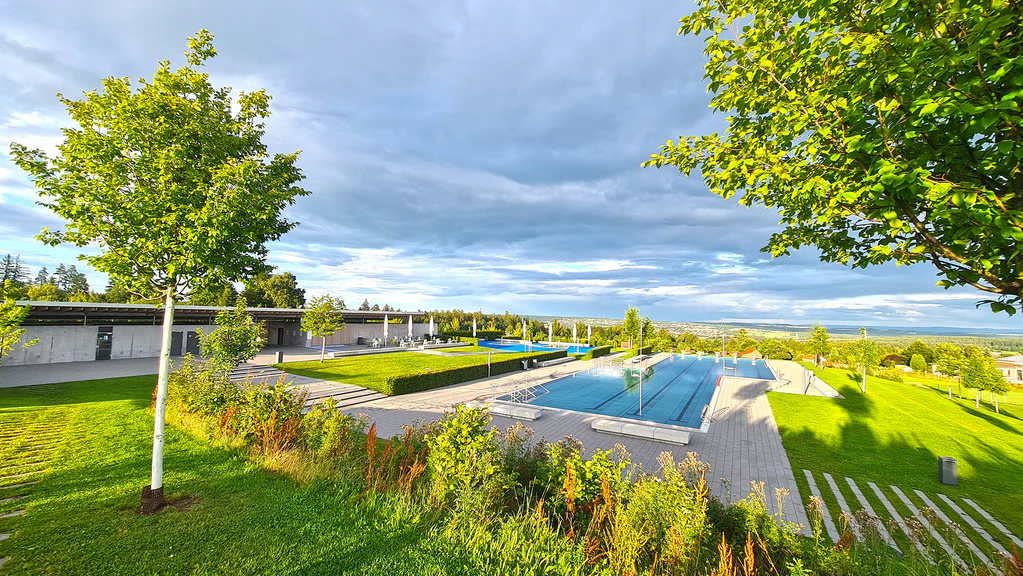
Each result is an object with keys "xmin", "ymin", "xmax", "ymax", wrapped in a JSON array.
[{"xmin": 0, "ymin": 0, "xmax": 1015, "ymax": 330}]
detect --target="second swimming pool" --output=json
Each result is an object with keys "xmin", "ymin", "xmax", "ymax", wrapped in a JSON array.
[{"xmin": 506, "ymin": 355, "xmax": 774, "ymax": 428}]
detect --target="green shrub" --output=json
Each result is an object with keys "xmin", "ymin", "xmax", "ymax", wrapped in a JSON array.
[
  {"xmin": 302, "ymin": 398, "xmax": 368, "ymax": 460},
  {"xmin": 589, "ymin": 345, "xmax": 612, "ymax": 359},
  {"xmin": 455, "ymin": 336, "xmax": 480, "ymax": 345},
  {"xmin": 877, "ymin": 367, "xmax": 905, "ymax": 383},
  {"xmin": 909, "ymin": 353, "xmax": 927, "ymax": 373},
  {"xmin": 238, "ymin": 376, "xmax": 306, "ymax": 453},
  {"xmin": 427, "ymin": 406, "xmax": 509, "ymax": 510},
  {"xmin": 167, "ymin": 355, "xmax": 240, "ymax": 417},
  {"xmin": 383, "ymin": 350, "xmax": 568, "ymax": 395}
]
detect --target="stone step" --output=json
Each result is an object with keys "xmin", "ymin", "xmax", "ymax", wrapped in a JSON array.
[
  {"xmin": 0, "ymin": 481, "xmax": 38, "ymax": 490},
  {"xmin": 0, "ymin": 496, "xmax": 27, "ymax": 505},
  {"xmin": 301, "ymin": 387, "xmax": 377, "ymax": 403},
  {"xmin": 0, "ymin": 510, "xmax": 25, "ymax": 519},
  {"xmin": 0, "ymin": 533, "xmax": 10, "ymax": 541},
  {"xmin": 301, "ymin": 391, "xmax": 386, "ymax": 413}
]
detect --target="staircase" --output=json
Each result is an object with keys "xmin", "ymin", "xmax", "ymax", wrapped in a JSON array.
[{"xmin": 229, "ymin": 363, "xmax": 385, "ymax": 413}]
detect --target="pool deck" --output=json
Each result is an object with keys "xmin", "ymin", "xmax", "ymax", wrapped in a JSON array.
[{"xmin": 343, "ymin": 353, "xmax": 809, "ymax": 530}]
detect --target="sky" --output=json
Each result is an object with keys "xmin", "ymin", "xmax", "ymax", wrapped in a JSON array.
[{"xmin": 0, "ymin": 0, "xmax": 1016, "ymax": 331}]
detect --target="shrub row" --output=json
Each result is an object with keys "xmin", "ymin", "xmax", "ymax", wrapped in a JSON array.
[
  {"xmin": 589, "ymin": 345, "xmax": 612, "ymax": 359},
  {"xmin": 442, "ymin": 330, "xmax": 505, "ymax": 340},
  {"xmin": 384, "ymin": 350, "xmax": 568, "ymax": 395}
]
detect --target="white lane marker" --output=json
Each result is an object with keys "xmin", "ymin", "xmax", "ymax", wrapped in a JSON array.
[
  {"xmin": 869, "ymin": 482, "xmax": 931, "ymax": 562},
  {"xmin": 890, "ymin": 486, "xmax": 967, "ymax": 570},
  {"xmin": 845, "ymin": 477, "xmax": 901, "ymax": 553},
  {"xmin": 803, "ymin": 470, "xmax": 840, "ymax": 542},
  {"xmin": 822, "ymin": 472, "xmax": 858, "ymax": 539},
  {"xmin": 963, "ymin": 498, "xmax": 1023, "ymax": 549},
  {"xmin": 915, "ymin": 490, "xmax": 996, "ymax": 572},
  {"xmin": 938, "ymin": 494, "xmax": 1009, "ymax": 558}
]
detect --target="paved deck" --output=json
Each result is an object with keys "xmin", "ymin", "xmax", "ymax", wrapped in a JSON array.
[{"xmin": 343, "ymin": 355, "xmax": 809, "ymax": 529}]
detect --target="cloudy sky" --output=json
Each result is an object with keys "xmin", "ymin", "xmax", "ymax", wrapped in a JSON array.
[{"xmin": 0, "ymin": 1, "xmax": 1015, "ymax": 330}]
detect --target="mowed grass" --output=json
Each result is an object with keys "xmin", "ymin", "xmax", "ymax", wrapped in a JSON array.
[
  {"xmin": 280, "ymin": 351, "xmax": 536, "ymax": 394},
  {"xmin": 768, "ymin": 364, "xmax": 1023, "ymax": 537},
  {"xmin": 899, "ymin": 371, "xmax": 1023, "ymax": 405},
  {"xmin": 0, "ymin": 377, "xmax": 475, "ymax": 575}
]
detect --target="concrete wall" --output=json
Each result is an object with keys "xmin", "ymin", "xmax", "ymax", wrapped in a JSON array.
[
  {"xmin": 3, "ymin": 324, "xmax": 214, "ymax": 367},
  {"xmin": 311, "ymin": 322, "xmax": 432, "ymax": 346}
]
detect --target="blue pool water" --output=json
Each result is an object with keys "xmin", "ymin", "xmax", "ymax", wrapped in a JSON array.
[
  {"xmin": 507, "ymin": 355, "xmax": 774, "ymax": 428},
  {"xmin": 479, "ymin": 340, "xmax": 593, "ymax": 354}
]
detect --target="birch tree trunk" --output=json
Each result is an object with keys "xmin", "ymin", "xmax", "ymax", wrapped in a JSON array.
[{"xmin": 142, "ymin": 286, "xmax": 176, "ymax": 512}]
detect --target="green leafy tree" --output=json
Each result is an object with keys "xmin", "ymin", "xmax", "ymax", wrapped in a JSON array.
[
  {"xmin": 961, "ymin": 351, "xmax": 1005, "ymax": 397},
  {"xmin": 756, "ymin": 339, "xmax": 792, "ymax": 360},
  {"xmin": 188, "ymin": 282, "xmax": 239, "ymax": 307},
  {"xmin": 0, "ymin": 300, "xmax": 38, "ymax": 375},
  {"xmin": 9, "ymin": 30, "xmax": 308, "ymax": 510},
  {"xmin": 197, "ymin": 299, "xmax": 266, "ymax": 369},
  {"xmin": 27, "ymin": 283, "xmax": 62, "ymax": 301},
  {"xmin": 935, "ymin": 343, "xmax": 965, "ymax": 379},
  {"xmin": 302, "ymin": 295, "xmax": 346, "ymax": 363},
  {"xmin": 242, "ymin": 271, "xmax": 305, "ymax": 308},
  {"xmin": 852, "ymin": 328, "xmax": 881, "ymax": 392},
  {"xmin": 726, "ymin": 328, "xmax": 758, "ymax": 353},
  {"xmin": 645, "ymin": 0, "xmax": 1023, "ymax": 314},
  {"xmin": 359, "ymin": 299, "xmax": 371, "ymax": 311},
  {"xmin": 622, "ymin": 306, "xmax": 641, "ymax": 348},
  {"xmin": 807, "ymin": 323, "xmax": 831, "ymax": 367},
  {"xmin": 902, "ymin": 340, "xmax": 934, "ymax": 365},
  {"xmin": 909, "ymin": 353, "xmax": 927, "ymax": 373},
  {"xmin": 0, "ymin": 280, "xmax": 28, "ymax": 302}
]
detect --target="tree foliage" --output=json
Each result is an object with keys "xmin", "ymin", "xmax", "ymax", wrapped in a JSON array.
[
  {"xmin": 302, "ymin": 295, "xmax": 346, "ymax": 362},
  {"xmin": 807, "ymin": 323, "xmax": 831, "ymax": 365},
  {"xmin": 242, "ymin": 271, "xmax": 306, "ymax": 308},
  {"xmin": 934, "ymin": 342, "xmax": 965, "ymax": 377},
  {"xmin": 902, "ymin": 340, "xmax": 934, "ymax": 364},
  {"xmin": 646, "ymin": 0, "xmax": 1023, "ymax": 313},
  {"xmin": 197, "ymin": 299, "xmax": 266, "ymax": 369},
  {"xmin": 726, "ymin": 328, "xmax": 758, "ymax": 353},
  {"xmin": 909, "ymin": 353, "xmax": 927, "ymax": 373},
  {"xmin": 9, "ymin": 30, "xmax": 308, "ymax": 301},
  {"xmin": 622, "ymin": 306, "xmax": 641, "ymax": 347},
  {"xmin": 0, "ymin": 300, "xmax": 38, "ymax": 370}
]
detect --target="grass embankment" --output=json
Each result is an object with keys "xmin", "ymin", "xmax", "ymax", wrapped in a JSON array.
[
  {"xmin": 0, "ymin": 377, "xmax": 472, "ymax": 575},
  {"xmin": 898, "ymin": 371, "xmax": 1023, "ymax": 405},
  {"xmin": 279, "ymin": 350, "xmax": 538, "ymax": 394},
  {"xmin": 768, "ymin": 364, "xmax": 1023, "ymax": 544}
]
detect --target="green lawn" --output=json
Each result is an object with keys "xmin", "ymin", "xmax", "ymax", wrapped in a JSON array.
[
  {"xmin": 898, "ymin": 371, "xmax": 1023, "ymax": 405},
  {"xmin": 0, "ymin": 377, "xmax": 488, "ymax": 575},
  {"xmin": 768, "ymin": 364, "xmax": 1023, "ymax": 543},
  {"xmin": 279, "ymin": 350, "xmax": 537, "ymax": 393}
]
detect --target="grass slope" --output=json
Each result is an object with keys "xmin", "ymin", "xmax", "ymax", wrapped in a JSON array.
[
  {"xmin": 280, "ymin": 351, "xmax": 536, "ymax": 393},
  {"xmin": 768, "ymin": 364, "xmax": 1023, "ymax": 539},
  {"xmin": 0, "ymin": 377, "xmax": 476, "ymax": 575}
]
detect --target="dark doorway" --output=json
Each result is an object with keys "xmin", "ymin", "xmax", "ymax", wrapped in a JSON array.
[
  {"xmin": 95, "ymin": 326, "xmax": 113, "ymax": 361},
  {"xmin": 277, "ymin": 327, "xmax": 284, "ymax": 346},
  {"xmin": 185, "ymin": 331, "xmax": 199, "ymax": 355},
  {"xmin": 170, "ymin": 332, "xmax": 183, "ymax": 356}
]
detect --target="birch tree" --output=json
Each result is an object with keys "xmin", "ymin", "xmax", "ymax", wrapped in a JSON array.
[{"xmin": 9, "ymin": 30, "xmax": 308, "ymax": 512}]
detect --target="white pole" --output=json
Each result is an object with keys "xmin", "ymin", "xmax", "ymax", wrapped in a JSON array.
[
  {"xmin": 638, "ymin": 323, "xmax": 643, "ymax": 415},
  {"xmin": 146, "ymin": 286, "xmax": 177, "ymax": 511}
]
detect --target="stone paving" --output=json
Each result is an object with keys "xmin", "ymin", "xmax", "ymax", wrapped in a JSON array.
[
  {"xmin": 805, "ymin": 469, "xmax": 1021, "ymax": 572},
  {"xmin": 343, "ymin": 354, "xmax": 810, "ymax": 528}
]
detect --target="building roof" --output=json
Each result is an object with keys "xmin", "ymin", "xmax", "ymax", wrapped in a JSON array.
[
  {"xmin": 996, "ymin": 354, "xmax": 1023, "ymax": 365},
  {"xmin": 15, "ymin": 301, "xmax": 426, "ymax": 324}
]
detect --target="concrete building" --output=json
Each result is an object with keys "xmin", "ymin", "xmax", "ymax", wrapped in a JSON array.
[
  {"xmin": 996, "ymin": 354, "xmax": 1023, "ymax": 384},
  {"xmin": 4, "ymin": 301, "xmax": 429, "ymax": 367}
]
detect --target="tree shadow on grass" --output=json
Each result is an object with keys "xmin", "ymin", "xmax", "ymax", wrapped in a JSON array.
[{"xmin": 0, "ymin": 375, "xmax": 156, "ymax": 410}]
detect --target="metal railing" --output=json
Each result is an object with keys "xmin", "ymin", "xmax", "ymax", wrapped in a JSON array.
[{"xmin": 490, "ymin": 375, "xmax": 550, "ymax": 403}]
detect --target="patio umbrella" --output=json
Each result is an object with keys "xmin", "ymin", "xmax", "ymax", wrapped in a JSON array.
[
  {"xmin": 383, "ymin": 313, "xmax": 388, "ymax": 340},
  {"xmin": 429, "ymin": 315, "xmax": 434, "ymax": 336},
  {"xmin": 548, "ymin": 323, "xmax": 552, "ymax": 344},
  {"xmin": 408, "ymin": 315, "xmax": 413, "ymax": 338},
  {"xmin": 587, "ymin": 324, "xmax": 591, "ymax": 344},
  {"xmin": 572, "ymin": 324, "xmax": 577, "ymax": 345},
  {"xmin": 522, "ymin": 320, "xmax": 527, "ymax": 341},
  {"xmin": 472, "ymin": 318, "xmax": 477, "ymax": 337}
]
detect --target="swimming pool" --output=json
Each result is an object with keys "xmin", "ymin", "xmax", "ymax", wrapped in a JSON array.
[
  {"xmin": 505, "ymin": 355, "xmax": 774, "ymax": 428},
  {"xmin": 479, "ymin": 340, "xmax": 593, "ymax": 354}
]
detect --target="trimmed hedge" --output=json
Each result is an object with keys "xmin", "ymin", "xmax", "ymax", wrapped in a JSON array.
[
  {"xmin": 589, "ymin": 346, "xmax": 612, "ymax": 359},
  {"xmin": 455, "ymin": 336, "xmax": 479, "ymax": 345},
  {"xmin": 383, "ymin": 350, "xmax": 568, "ymax": 395},
  {"xmin": 441, "ymin": 330, "xmax": 505, "ymax": 341}
]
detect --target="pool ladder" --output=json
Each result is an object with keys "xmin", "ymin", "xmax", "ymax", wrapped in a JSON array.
[
  {"xmin": 491, "ymin": 375, "xmax": 550, "ymax": 403},
  {"xmin": 589, "ymin": 357, "xmax": 624, "ymax": 377}
]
